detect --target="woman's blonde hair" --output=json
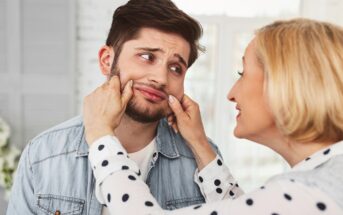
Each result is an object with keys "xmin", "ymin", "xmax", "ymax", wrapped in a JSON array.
[{"xmin": 255, "ymin": 18, "xmax": 343, "ymax": 143}]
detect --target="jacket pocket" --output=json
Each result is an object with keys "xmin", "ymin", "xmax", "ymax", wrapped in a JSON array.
[
  {"xmin": 36, "ymin": 194, "xmax": 85, "ymax": 215},
  {"xmin": 165, "ymin": 196, "xmax": 205, "ymax": 210}
]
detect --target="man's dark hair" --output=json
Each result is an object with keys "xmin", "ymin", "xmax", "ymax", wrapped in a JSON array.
[{"xmin": 106, "ymin": 0, "xmax": 203, "ymax": 68}]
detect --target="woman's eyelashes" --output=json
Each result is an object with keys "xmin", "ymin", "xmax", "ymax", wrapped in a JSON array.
[{"xmin": 237, "ymin": 70, "xmax": 244, "ymax": 77}]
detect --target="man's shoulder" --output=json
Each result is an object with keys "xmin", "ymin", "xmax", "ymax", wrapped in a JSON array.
[
  {"xmin": 32, "ymin": 115, "xmax": 84, "ymax": 142},
  {"xmin": 37, "ymin": 115, "xmax": 84, "ymax": 136},
  {"xmin": 27, "ymin": 116, "xmax": 85, "ymax": 164}
]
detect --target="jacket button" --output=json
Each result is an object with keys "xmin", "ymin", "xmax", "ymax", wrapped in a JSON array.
[{"xmin": 55, "ymin": 210, "xmax": 61, "ymax": 215}]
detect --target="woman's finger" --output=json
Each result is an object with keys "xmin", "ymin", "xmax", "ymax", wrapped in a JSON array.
[
  {"xmin": 121, "ymin": 80, "xmax": 133, "ymax": 106},
  {"xmin": 168, "ymin": 95, "xmax": 187, "ymax": 120},
  {"xmin": 172, "ymin": 122, "xmax": 178, "ymax": 133}
]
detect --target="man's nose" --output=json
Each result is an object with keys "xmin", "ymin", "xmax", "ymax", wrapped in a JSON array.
[{"xmin": 147, "ymin": 64, "xmax": 168, "ymax": 86}]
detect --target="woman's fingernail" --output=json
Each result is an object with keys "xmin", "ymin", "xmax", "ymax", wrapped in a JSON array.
[
  {"xmin": 129, "ymin": 80, "xmax": 133, "ymax": 87},
  {"xmin": 169, "ymin": 95, "xmax": 175, "ymax": 103}
]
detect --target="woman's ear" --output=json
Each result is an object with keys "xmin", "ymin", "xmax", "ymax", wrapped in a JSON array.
[{"xmin": 98, "ymin": 45, "xmax": 115, "ymax": 76}]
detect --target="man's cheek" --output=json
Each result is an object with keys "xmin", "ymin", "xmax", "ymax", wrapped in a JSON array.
[
  {"xmin": 173, "ymin": 87, "xmax": 184, "ymax": 101},
  {"xmin": 118, "ymin": 71, "xmax": 130, "ymax": 84},
  {"xmin": 119, "ymin": 73, "xmax": 146, "ymax": 86}
]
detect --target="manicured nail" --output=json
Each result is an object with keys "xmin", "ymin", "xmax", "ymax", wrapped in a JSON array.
[
  {"xmin": 169, "ymin": 95, "xmax": 175, "ymax": 103},
  {"xmin": 129, "ymin": 80, "xmax": 133, "ymax": 87},
  {"xmin": 173, "ymin": 128, "xmax": 178, "ymax": 134}
]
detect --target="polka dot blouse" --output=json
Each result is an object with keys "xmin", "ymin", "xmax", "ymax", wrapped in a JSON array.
[{"xmin": 89, "ymin": 136, "xmax": 343, "ymax": 215}]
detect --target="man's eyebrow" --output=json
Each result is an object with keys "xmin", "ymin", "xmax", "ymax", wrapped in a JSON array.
[
  {"xmin": 135, "ymin": 47, "xmax": 163, "ymax": 52},
  {"xmin": 174, "ymin": 54, "xmax": 188, "ymax": 68},
  {"xmin": 135, "ymin": 47, "xmax": 188, "ymax": 67}
]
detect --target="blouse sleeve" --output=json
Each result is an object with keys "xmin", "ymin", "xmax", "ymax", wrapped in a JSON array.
[
  {"xmin": 89, "ymin": 135, "xmax": 342, "ymax": 215},
  {"xmin": 193, "ymin": 155, "xmax": 244, "ymax": 202}
]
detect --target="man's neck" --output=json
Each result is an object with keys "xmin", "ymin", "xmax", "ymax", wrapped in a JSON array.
[{"xmin": 114, "ymin": 114, "xmax": 159, "ymax": 153}]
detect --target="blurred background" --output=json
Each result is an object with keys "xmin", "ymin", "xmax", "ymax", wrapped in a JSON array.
[{"xmin": 1, "ymin": 0, "xmax": 343, "ymax": 212}]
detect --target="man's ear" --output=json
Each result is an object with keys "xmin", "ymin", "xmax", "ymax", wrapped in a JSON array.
[{"xmin": 98, "ymin": 45, "xmax": 115, "ymax": 76}]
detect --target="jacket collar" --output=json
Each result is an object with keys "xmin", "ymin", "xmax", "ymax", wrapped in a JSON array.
[
  {"xmin": 76, "ymin": 124, "xmax": 89, "ymax": 157},
  {"xmin": 76, "ymin": 118, "xmax": 181, "ymax": 158},
  {"xmin": 155, "ymin": 119, "xmax": 180, "ymax": 159}
]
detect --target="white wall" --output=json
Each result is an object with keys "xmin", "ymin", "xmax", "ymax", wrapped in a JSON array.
[
  {"xmin": 0, "ymin": 0, "xmax": 76, "ymax": 211},
  {"xmin": 301, "ymin": 0, "xmax": 343, "ymax": 26}
]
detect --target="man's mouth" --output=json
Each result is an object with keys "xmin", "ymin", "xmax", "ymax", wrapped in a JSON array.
[{"xmin": 134, "ymin": 85, "xmax": 167, "ymax": 103}]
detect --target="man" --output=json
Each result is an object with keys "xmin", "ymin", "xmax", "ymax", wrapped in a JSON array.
[{"xmin": 7, "ymin": 0, "xmax": 222, "ymax": 214}]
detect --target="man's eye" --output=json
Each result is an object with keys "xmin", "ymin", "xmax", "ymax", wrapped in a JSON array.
[
  {"xmin": 170, "ymin": 65, "xmax": 182, "ymax": 74},
  {"xmin": 140, "ymin": 53, "xmax": 154, "ymax": 61}
]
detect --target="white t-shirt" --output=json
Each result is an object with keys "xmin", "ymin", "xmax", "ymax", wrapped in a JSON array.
[
  {"xmin": 102, "ymin": 138, "xmax": 156, "ymax": 215},
  {"xmin": 127, "ymin": 138, "xmax": 156, "ymax": 181}
]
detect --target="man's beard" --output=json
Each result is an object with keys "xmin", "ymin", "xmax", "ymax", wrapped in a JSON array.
[
  {"xmin": 111, "ymin": 64, "xmax": 170, "ymax": 124},
  {"xmin": 126, "ymin": 97, "xmax": 167, "ymax": 123}
]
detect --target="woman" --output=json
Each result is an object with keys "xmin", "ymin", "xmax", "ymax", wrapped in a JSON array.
[{"xmin": 83, "ymin": 18, "xmax": 343, "ymax": 214}]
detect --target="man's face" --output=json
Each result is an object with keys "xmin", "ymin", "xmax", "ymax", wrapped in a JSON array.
[{"xmin": 112, "ymin": 27, "xmax": 190, "ymax": 123}]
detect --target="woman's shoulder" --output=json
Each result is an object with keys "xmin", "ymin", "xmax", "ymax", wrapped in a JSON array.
[{"xmin": 269, "ymin": 155, "xmax": 343, "ymax": 209}]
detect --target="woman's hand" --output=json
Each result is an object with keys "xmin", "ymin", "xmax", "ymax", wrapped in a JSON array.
[
  {"xmin": 83, "ymin": 76, "xmax": 133, "ymax": 145},
  {"xmin": 168, "ymin": 94, "xmax": 216, "ymax": 170}
]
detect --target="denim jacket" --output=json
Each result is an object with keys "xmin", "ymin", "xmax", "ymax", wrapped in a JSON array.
[{"xmin": 7, "ymin": 116, "xmax": 219, "ymax": 214}]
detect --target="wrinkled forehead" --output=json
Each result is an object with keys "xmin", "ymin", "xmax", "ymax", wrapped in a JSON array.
[{"xmin": 125, "ymin": 28, "xmax": 191, "ymax": 60}]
